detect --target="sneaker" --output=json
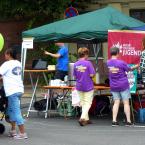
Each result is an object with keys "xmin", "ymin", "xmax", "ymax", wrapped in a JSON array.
[
  {"xmin": 112, "ymin": 121, "xmax": 119, "ymax": 127},
  {"xmin": 78, "ymin": 119, "xmax": 92, "ymax": 126},
  {"xmin": 125, "ymin": 122, "xmax": 133, "ymax": 127},
  {"xmin": 86, "ymin": 120, "xmax": 93, "ymax": 124},
  {"xmin": 13, "ymin": 133, "xmax": 28, "ymax": 139},
  {"xmin": 78, "ymin": 119, "xmax": 88, "ymax": 126},
  {"xmin": 8, "ymin": 130, "xmax": 17, "ymax": 137}
]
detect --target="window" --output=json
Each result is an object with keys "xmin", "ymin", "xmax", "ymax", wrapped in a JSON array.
[
  {"xmin": 77, "ymin": 43, "xmax": 103, "ymax": 58},
  {"xmin": 130, "ymin": 9, "xmax": 145, "ymax": 23}
]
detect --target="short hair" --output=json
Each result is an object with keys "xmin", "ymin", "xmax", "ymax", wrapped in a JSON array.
[
  {"xmin": 78, "ymin": 47, "xmax": 89, "ymax": 58},
  {"xmin": 142, "ymin": 37, "xmax": 145, "ymax": 50},
  {"xmin": 110, "ymin": 47, "xmax": 119, "ymax": 56},
  {"xmin": 5, "ymin": 48, "xmax": 17, "ymax": 59}
]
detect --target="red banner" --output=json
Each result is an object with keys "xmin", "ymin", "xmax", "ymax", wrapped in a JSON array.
[{"xmin": 108, "ymin": 30, "xmax": 145, "ymax": 64}]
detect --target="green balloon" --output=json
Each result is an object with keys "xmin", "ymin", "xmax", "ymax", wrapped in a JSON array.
[{"xmin": 0, "ymin": 33, "xmax": 4, "ymax": 52}]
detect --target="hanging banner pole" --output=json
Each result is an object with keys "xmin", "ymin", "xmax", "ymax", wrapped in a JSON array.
[{"xmin": 21, "ymin": 37, "xmax": 34, "ymax": 80}]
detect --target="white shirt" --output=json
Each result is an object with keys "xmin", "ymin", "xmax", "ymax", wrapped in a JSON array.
[{"xmin": 0, "ymin": 60, "xmax": 24, "ymax": 96}]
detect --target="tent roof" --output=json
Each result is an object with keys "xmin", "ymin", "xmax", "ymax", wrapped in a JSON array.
[
  {"xmin": 22, "ymin": 6, "xmax": 145, "ymax": 43},
  {"xmin": 130, "ymin": 25, "xmax": 145, "ymax": 31}
]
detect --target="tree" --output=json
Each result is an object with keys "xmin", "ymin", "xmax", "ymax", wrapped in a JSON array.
[
  {"xmin": 0, "ymin": 1, "xmax": 67, "ymax": 25},
  {"xmin": 0, "ymin": 0, "xmax": 91, "ymax": 28}
]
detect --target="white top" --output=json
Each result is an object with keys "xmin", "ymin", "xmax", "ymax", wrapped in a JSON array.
[{"xmin": 0, "ymin": 60, "xmax": 24, "ymax": 96}]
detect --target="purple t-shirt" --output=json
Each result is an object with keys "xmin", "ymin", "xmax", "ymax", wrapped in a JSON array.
[
  {"xmin": 73, "ymin": 60, "xmax": 95, "ymax": 92},
  {"xmin": 107, "ymin": 59, "xmax": 131, "ymax": 91}
]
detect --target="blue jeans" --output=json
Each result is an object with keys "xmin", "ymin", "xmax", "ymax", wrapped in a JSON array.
[
  {"xmin": 111, "ymin": 89, "xmax": 131, "ymax": 101},
  {"xmin": 7, "ymin": 93, "xmax": 24, "ymax": 125}
]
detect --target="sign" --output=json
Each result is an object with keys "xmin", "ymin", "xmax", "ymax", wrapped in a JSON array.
[
  {"xmin": 22, "ymin": 37, "xmax": 34, "ymax": 49},
  {"xmin": 65, "ymin": 6, "xmax": 79, "ymax": 18},
  {"xmin": 108, "ymin": 30, "xmax": 145, "ymax": 64},
  {"xmin": 127, "ymin": 64, "xmax": 137, "ymax": 93}
]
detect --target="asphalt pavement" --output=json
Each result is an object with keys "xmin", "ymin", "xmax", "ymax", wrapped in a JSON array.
[
  {"xmin": 1, "ymin": 112, "xmax": 145, "ymax": 145},
  {"xmin": 0, "ymin": 86, "xmax": 145, "ymax": 145}
]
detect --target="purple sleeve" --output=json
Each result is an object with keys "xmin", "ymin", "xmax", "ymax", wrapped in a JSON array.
[
  {"xmin": 122, "ymin": 61, "xmax": 131, "ymax": 72},
  {"xmin": 88, "ymin": 61, "xmax": 96, "ymax": 75}
]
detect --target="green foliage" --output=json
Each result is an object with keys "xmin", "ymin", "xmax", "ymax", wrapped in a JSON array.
[
  {"xmin": 0, "ymin": 0, "xmax": 70, "ymax": 23},
  {"xmin": 69, "ymin": 53, "xmax": 77, "ymax": 63},
  {"xmin": 0, "ymin": 0, "xmax": 91, "ymax": 27},
  {"xmin": 26, "ymin": 43, "xmax": 59, "ymax": 84},
  {"xmin": 27, "ymin": 43, "xmax": 59, "ymax": 65}
]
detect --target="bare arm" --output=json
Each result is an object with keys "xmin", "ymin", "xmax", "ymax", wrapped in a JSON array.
[
  {"xmin": 90, "ymin": 74, "xmax": 95, "ymax": 77},
  {"xmin": 130, "ymin": 64, "xmax": 139, "ymax": 71},
  {"xmin": 44, "ymin": 51, "xmax": 60, "ymax": 58}
]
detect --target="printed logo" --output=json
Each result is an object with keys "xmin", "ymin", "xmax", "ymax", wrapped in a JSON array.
[
  {"xmin": 108, "ymin": 66, "xmax": 119, "ymax": 73},
  {"xmin": 12, "ymin": 67, "xmax": 22, "ymax": 75},
  {"xmin": 76, "ymin": 65, "xmax": 87, "ymax": 72},
  {"xmin": 112, "ymin": 42, "xmax": 141, "ymax": 56}
]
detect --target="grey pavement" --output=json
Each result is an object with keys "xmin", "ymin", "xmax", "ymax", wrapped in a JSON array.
[
  {"xmin": 1, "ymin": 112, "xmax": 145, "ymax": 145},
  {"xmin": 1, "ymin": 86, "xmax": 145, "ymax": 145},
  {"xmin": 21, "ymin": 85, "xmax": 45, "ymax": 107}
]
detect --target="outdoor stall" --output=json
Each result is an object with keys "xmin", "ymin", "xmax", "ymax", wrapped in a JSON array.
[
  {"xmin": 21, "ymin": 6, "xmax": 145, "ymax": 118},
  {"xmin": 108, "ymin": 30, "xmax": 145, "ymax": 123}
]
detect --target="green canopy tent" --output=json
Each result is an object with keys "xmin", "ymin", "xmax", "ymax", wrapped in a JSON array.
[
  {"xmin": 22, "ymin": 6, "xmax": 145, "ymax": 43},
  {"xmin": 21, "ymin": 6, "xmax": 145, "ymax": 77}
]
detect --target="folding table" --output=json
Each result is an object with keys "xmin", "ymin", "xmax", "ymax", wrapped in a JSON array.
[
  {"xmin": 25, "ymin": 69, "xmax": 55, "ymax": 118},
  {"xmin": 42, "ymin": 85, "xmax": 111, "ymax": 118}
]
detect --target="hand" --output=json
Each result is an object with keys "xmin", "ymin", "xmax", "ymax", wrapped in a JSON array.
[
  {"xmin": 131, "ymin": 64, "xmax": 139, "ymax": 70},
  {"xmin": 44, "ymin": 50, "xmax": 49, "ymax": 55},
  {"xmin": 135, "ymin": 64, "xmax": 139, "ymax": 68}
]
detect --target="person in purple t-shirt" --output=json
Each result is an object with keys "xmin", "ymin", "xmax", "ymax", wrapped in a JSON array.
[
  {"xmin": 73, "ymin": 47, "xmax": 95, "ymax": 126},
  {"xmin": 107, "ymin": 47, "xmax": 138, "ymax": 127}
]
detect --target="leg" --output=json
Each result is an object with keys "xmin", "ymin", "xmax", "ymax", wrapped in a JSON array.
[
  {"xmin": 7, "ymin": 97, "xmax": 17, "ymax": 137},
  {"xmin": 8, "ymin": 93, "xmax": 25, "ymax": 134},
  {"xmin": 123, "ymin": 99, "xmax": 131, "ymax": 123},
  {"xmin": 18, "ymin": 124, "xmax": 25, "ymax": 134},
  {"xmin": 10, "ymin": 122, "xmax": 16, "ymax": 131},
  {"xmin": 7, "ymin": 97, "xmax": 16, "ymax": 132},
  {"xmin": 77, "ymin": 91, "xmax": 84, "ymax": 120},
  {"xmin": 78, "ymin": 90, "xmax": 94, "ymax": 121},
  {"xmin": 121, "ymin": 89, "xmax": 132, "ymax": 123},
  {"xmin": 112, "ymin": 99, "xmax": 120, "ymax": 122},
  {"xmin": 8, "ymin": 93, "xmax": 28, "ymax": 139}
]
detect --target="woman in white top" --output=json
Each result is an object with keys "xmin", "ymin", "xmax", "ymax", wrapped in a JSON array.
[{"xmin": 0, "ymin": 48, "xmax": 27, "ymax": 139}]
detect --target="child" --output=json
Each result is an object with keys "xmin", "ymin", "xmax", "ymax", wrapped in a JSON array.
[
  {"xmin": 107, "ymin": 47, "xmax": 138, "ymax": 127},
  {"xmin": 73, "ymin": 47, "xmax": 95, "ymax": 126}
]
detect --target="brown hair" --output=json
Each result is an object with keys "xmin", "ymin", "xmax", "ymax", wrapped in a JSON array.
[
  {"xmin": 142, "ymin": 37, "xmax": 145, "ymax": 50},
  {"xmin": 78, "ymin": 47, "xmax": 89, "ymax": 58}
]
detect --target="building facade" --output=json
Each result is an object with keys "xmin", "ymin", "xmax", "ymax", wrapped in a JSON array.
[
  {"xmin": 68, "ymin": 0, "xmax": 145, "ymax": 83},
  {"xmin": 87, "ymin": 0, "xmax": 145, "ymax": 22}
]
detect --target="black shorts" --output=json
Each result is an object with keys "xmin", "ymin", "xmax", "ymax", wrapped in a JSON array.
[{"xmin": 54, "ymin": 70, "xmax": 68, "ymax": 81}]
